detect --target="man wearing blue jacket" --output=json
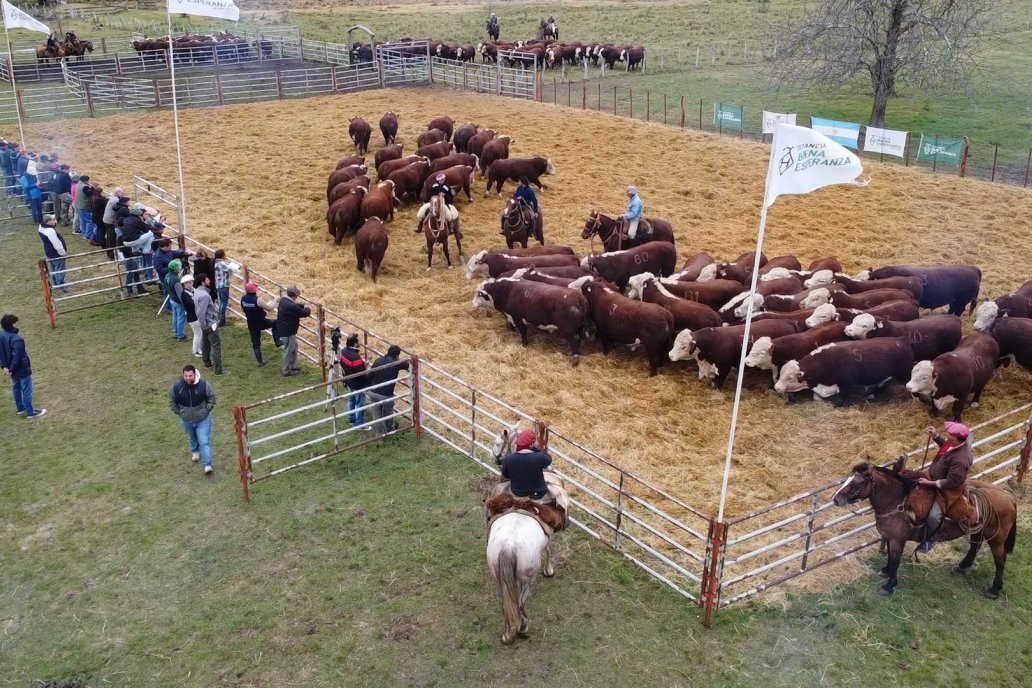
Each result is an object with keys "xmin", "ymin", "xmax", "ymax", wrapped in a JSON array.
[
  {"xmin": 168, "ymin": 364, "xmax": 216, "ymax": 474},
  {"xmin": 0, "ymin": 314, "xmax": 46, "ymax": 418},
  {"xmin": 623, "ymin": 185, "xmax": 643, "ymax": 241}
]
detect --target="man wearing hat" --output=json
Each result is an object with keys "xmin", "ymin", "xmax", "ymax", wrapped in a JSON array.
[
  {"xmin": 240, "ymin": 282, "xmax": 280, "ymax": 367},
  {"xmin": 119, "ymin": 204, "xmax": 151, "ymax": 297},
  {"xmin": 180, "ymin": 274, "xmax": 203, "ymax": 358},
  {"xmin": 622, "ymin": 185, "xmax": 644, "ymax": 242},
  {"xmin": 52, "ymin": 164, "xmax": 73, "ymax": 226},
  {"xmin": 500, "ymin": 429, "xmax": 555, "ymax": 504},
  {"xmin": 413, "ymin": 173, "xmax": 462, "ymax": 239},
  {"xmin": 73, "ymin": 175, "xmax": 96, "ymax": 242},
  {"xmin": 275, "ymin": 286, "xmax": 311, "ymax": 376},
  {"xmin": 164, "ymin": 259, "xmax": 187, "ymax": 340},
  {"xmin": 916, "ymin": 421, "xmax": 978, "ymax": 552}
]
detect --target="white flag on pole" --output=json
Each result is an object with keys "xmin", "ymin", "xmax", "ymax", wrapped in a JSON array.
[
  {"xmin": 167, "ymin": 0, "xmax": 240, "ymax": 22},
  {"xmin": 763, "ymin": 122, "xmax": 867, "ymax": 210},
  {"xmin": 762, "ymin": 111, "xmax": 797, "ymax": 135},
  {"xmin": 2, "ymin": 0, "xmax": 52, "ymax": 35},
  {"xmin": 863, "ymin": 126, "xmax": 908, "ymax": 158}
]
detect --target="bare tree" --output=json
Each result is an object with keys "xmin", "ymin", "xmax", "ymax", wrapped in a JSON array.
[{"xmin": 766, "ymin": 1, "xmax": 995, "ymax": 126}]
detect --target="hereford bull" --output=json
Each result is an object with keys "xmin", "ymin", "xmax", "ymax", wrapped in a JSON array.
[
  {"xmin": 414, "ymin": 141, "xmax": 453, "ymax": 162},
  {"xmin": 821, "ymin": 273, "xmax": 925, "ymax": 301},
  {"xmin": 583, "ymin": 242, "xmax": 677, "ymax": 289},
  {"xmin": 379, "ymin": 155, "xmax": 427, "ymax": 182},
  {"xmin": 823, "ymin": 288, "xmax": 917, "ymax": 311},
  {"xmin": 775, "ymin": 338, "xmax": 916, "ymax": 403},
  {"xmin": 809, "ymin": 257, "xmax": 843, "ymax": 273},
  {"xmin": 427, "ymin": 115, "xmax": 455, "ymax": 141},
  {"xmin": 326, "ymin": 165, "xmax": 368, "ymax": 198},
  {"xmin": 494, "ymin": 245, "xmax": 576, "ymax": 257},
  {"xmin": 387, "ymin": 160, "xmax": 432, "ymax": 202},
  {"xmin": 844, "ymin": 313, "xmax": 962, "ymax": 361},
  {"xmin": 420, "ymin": 165, "xmax": 474, "ymax": 203},
  {"xmin": 348, "ymin": 117, "xmax": 371, "ymax": 155},
  {"xmin": 354, "ymin": 217, "xmax": 388, "ymax": 282},
  {"xmin": 373, "ymin": 144, "xmax": 403, "ymax": 173},
  {"xmin": 484, "ymin": 157, "xmax": 556, "ymax": 195},
  {"xmin": 505, "ymin": 267, "xmax": 613, "ymax": 291},
  {"xmin": 867, "ymin": 264, "xmax": 981, "ymax": 315},
  {"xmin": 500, "ymin": 264, "xmax": 591, "ymax": 280},
  {"xmin": 973, "ymin": 280, "xmax": 1032, "ymax": 331},
  {"xmin": 327, "ymin": 187, "xmax": 366, "ymax": 244},
  {"xmin": 479, "ymin": 135, "xmax": 513, "ymax": 172},
  {"xmin": 659, "ymin": 278, "xmax": 744, "ymax": 310},
  {"xmin": 454, "ymin": 123, "xmax": 479, "ymax": 153},
  {"xmin": 431, "ymin": 153, "xmax": 480, "ymax": 175},
  {"xmin": 751, "ymin": 306, "xmax": 834, "ymax": 326},
  {"xmin": 466, "ymin": 249, "xmax": 580, "ymax": 279},
  {"xmin": 473, "ymin": 277, "xmax": 589, "ymax": 366},
  {"xmin": 906, "ymin": 333, "xmax": 999, "ymax": 420},
  {"xmin": 745, "ymin": 321, "xmax": 852, "ymax": 381},
  {"xmin": 803, "ymin": 300, "xmax": 921, "ymax": 328},
  {"xmin": 416, "ymin": 129, "xmax": 447, "ymax": 148},
  {"xmin": 572, "ymin": 277, "xmax": 675, "ymax": 376},
  {"xmin": 360, "ymin": 180, "xmax": 397, "ymax": 222},
  {"xmin": 467, "ymin": 129, "xmax": 497, "ymax": 157},
  {"xmin": 715, "ymin": 251, "xmax": 769, "ymax": 281},
  {"xmin": 622, "ymin": 46, "xmax": 646, "ymax": 71},
  {"xmin": 328, "ymin": 175, "xmax": 369, "ymax": 205},
  {"xmin": 335, "ymin": 155, "xmax": 364, "ymax": 170},
  {"xmin": 671, "ymin": 252, "xmax": 715, "ymax": 282},
  {"xmin": 379, "ymin": 111, "xmax": 398, "ymax": 145},
  {"xmin": 718, "ymin": 277, "xmax": 807, "ymax": 320},
  {"xmin": 626, "ymin": 273, "xmax": 722, "ymax": 332},
  {"xmin": 669, "ymin": 320, "xmax": 803, "ymax": 388},
  {"xmin": 983, "ymin": 316, "xmax": 1032, "ymax": 372}
]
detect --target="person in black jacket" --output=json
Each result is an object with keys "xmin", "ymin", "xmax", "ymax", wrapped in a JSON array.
[
  {"xmin": 339, "ymin": 333, "xmax": 369, "ymax": 427},
  {"xmin": 275, "ymin": 286, "xmax": 311, "ymax": 376},
  {"xmin": 240, "ymin": 282, "xmax": 281, "ymax": 367},
  {"xmin": 500, "ymin": 429, "xmax": 554, "ymax": 502},
  {"xmin": 366, "ymin": 345, "xmax": 409, "ymax": 437},
  {"xmin": 168, "ymin": 364, "xmax": 216, "ymax": 475},
  {"xmin": 52, "ymin": 164, "xmax": 73, "ymax": 225},
  {"xmin": 1, "ymin": 314, "xmax": 46, "ymax": 418},
  {"xmin": 119, "ymin": 206, "xmax": 151, "ymax": 297}
]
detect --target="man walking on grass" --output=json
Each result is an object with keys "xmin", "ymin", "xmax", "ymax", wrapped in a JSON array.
[
  {"xmin": 168, "ymin": 364, "xmax": 216, "ymax": 475},
  {"xmin": 0, "ymin": 314, "xmax": 47, "ymax": 419},
  {"xmin": 194, "ymin": 275, "xmax": 229, "ymax": 376}
]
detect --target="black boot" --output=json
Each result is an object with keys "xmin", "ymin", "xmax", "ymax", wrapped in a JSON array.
[{"xmin": 254, "ymin": 347, "xmax": 266, "ymax": 367}]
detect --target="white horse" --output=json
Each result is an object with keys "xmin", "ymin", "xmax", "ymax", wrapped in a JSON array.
[{"xmin": 486, "ymin": 425, "xmax": 569, "ymax": 644}]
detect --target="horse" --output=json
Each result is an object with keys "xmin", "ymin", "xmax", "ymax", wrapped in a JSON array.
[
  {"xmin": 421, "ymin": 194, "xmax": 463, "ymax": 269},
  {"xmin": 539, "ymin": 20, "xmax": 559, "ymax": 41},
  {"xmin": 60, "ymin": 40, "xmax": 94, "ymax": 60},
  {"xmin": 832, "ymin": 458, "xmax": 1018, "ymax": 598},
  {"xmin": 581, "ymin": 210, "xmax": 675, "ymax": 253},
  {"xmin": 500, "ymin": 198, "xmax": 543, "ymax": 249},
  {"xmin": 36, "ymin": 36, "xmax": 64, "ymax": 63},
  {"xmin": 486, "ymin": 424, "xmax": 570, "ymax": 644}
]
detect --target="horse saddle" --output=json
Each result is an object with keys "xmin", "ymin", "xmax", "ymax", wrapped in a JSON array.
[
  {"xmin": 485, "ymin": 484, "xmax": 568, "ymax": 535},
  {"xmin": 903, "ymin": 485, "xmax": 946, "ymax": 525},
  {"xmin": 638, "ymin": 218, "xmax": 654, "ymax": 239}
]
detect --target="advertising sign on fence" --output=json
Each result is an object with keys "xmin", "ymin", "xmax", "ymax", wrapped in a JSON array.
[
  {"xmin": 714, "ymin": 103, "xmax": 743, "ymax": 130},
  {"xmin": 916, "ymin": 134, "xmax": 964, "ymax": 166},
  {"xmin": 863, "ymin": 126, "xmax": 908, "ymax": 158},
  {"xmin": 809, "ymin": 116, "xmax": 861, "ymax": 149},
  {"xmin": 762, "ymin": 110, "xmax": 796, "ymax": 134}
]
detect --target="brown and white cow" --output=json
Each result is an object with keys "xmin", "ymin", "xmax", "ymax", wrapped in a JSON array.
[
  {"xmin": 354, "ymin": 217, "xmax": 388, "ymax": 282},
  {"xmin": 378, "ymin": 155, "xmax": 427, "ymax": 182},
  {"xmin": 500, "ymin": 264, "xmax": 591, "ymax": 279},
  {"xmin": 430, "ymin": 153, "xmax": 480, "ymax": 175},
  {"xmin": 622, "ymin": 46, "xmax": 646, "ymax": 71},
  {"xmin": 360, "ymin": 180, "xmax": 397, "ymax": 222},
  {"xmin": 824, "ymin": 288, "xmax": 917, "ymax": 311},
  {"xmin": 906, "ymin": 332, "xmax": 999, "ymax": 421},
  {"xmin": 844, "ymin": 313, "xmax": 962, "ymax": 361},
  {"xmin": 348, "ymin": 117, "xmax": 371, "ymax": 156},
  {"xmin": 326, "ymin": 187, "xmax": 366, "ymax": 245},
  {"xmin": 427, "ymin": 115, "xmax": 455, "ymax": 141},
  {"xmin": 484, "ymin": 157, "xmax": 556, "ymax": 195},
  {"xmin": 669, "ymin": 319, "xmax": 803, "ymax": 388},
  {"xmin": 328, "ymin": 175, "xmax": 370, "ymax": 205},
  {"xmin": 582, "ymin": 241, "xmax": 677, "ymax": 289},
  {"xmin": 571, "ymin": 277, "xmax": 675, "ymax": 377},
  {"xmin": 504, "ymin": 267, "xmax": 602, "ymax": 290},
  {"xmin": 659, "ymin": 278, "xmax": 744, "ymax": 311},
  {"xmin": 826, "ymin": 273, "xmax": 925, "ymax": 301},
  {"xmin": 335, "ymin": 154, "xmax": 364, "ymax": 170},
  {"xmin": 467, "ymin": 129, "xmax": 497, "ymax": 157},
  {"xmin": 453, "ymin": 123, "xmax": 479, "ymax": 153},
  {"xmin": 493, "ymin": 245, "xmax": 576, "ymax": 258},
  {"xmin": 868, "ymin": 264, "xmax": 981, "ymax": 315},
  {"xmin": 803, "ymin": 300, "xmax": 921, "ymax": 328},
  {"xmin": 776, "ymin": 338, "xmax": 916, "ymax": 403},
  {"xmin": 473, "ymin": 277, "xmax": 589, "ymax": 366},
  {"xmin": 387, "ymin": 160, "xmax": 432, "ymax": 203},
  {"xmin": 626, "ymin": 273, "xmax": 722, "ymax": 333},
  {"xmin": 466, "ymin": 249, "xmax": 580, "ymax": 279},
  {"xmin": 414, "ymin": 140, "xmax": 454, "ymax": 162},
  {"xmin": 671, "ymin": 252, "xmax": 715, "ymax": 282},
  {"xmin": 326, "ymin": 164, "xmax": 368, "ymax": 198},
  {"xmin": 373, "ymin": 144, "xmax": 404, "ymax": 173},
  {"xmin": 479, "ymin": 135, "xmax": 513, "ymax": 172},
  {"xmin": 715, "ymin": 251, "xmax": 769, "ymax": 281},
  {"xmin": 420, "ymin": 165, "xmax": 475, "ymax": 203},
  {"xmin": 973, "ymin": 280, "xmax": 1032, "ymax": 331},
  {"xmin": 745, "ymin": 321, "xmax": 852, "ymax": 381},
  {"xmin": 416, "ymin": 128, "xmax": 447, "ymax": 148},
  {"xmin": 379, "ymin": 111, "xmax": 398, "ymax": 146},
  {"xmin": 983, "ymin": 316, "xmax": 1032, "ymax": 372}
]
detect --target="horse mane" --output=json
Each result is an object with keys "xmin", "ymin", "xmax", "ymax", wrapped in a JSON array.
[{"xmin": 872, "ymin": 464, "xmax": 919, "ymax": 491}]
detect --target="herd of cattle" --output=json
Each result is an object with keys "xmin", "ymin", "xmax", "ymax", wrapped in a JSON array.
[
  {"xmin": 325, "ymin": 112, "xmax": 555, "ymax": 273},
  {"xmin": 131, "ymin": 32, "xmax": 274, "ymax": 65},
  {"xmin": 469, "ymin": 244, "xmax": 1032, "ymax": 420}
]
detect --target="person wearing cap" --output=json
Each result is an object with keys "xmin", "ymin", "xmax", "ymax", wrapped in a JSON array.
[
  {"xmin": 506, "ymin": 176, "xmax": 541, "ymax": 238},
  {"xmin": 154, "ymin": 239, "xmax": 189, "ymax": 312},
  {"xmin": 240, "ymin": 282, "xmax": 281, "ymax": 367},
  {"xmin": 414, "ymin": 173, "xmax": 462, "ymax": 239},
  {"xmin": 89, "ymin": 184, "xmax": 111, "ymax": 249},
  {"xmin": 339, "ymin": 333, "xmax": 370, "ymax": 427},
  {"xmin": 500, "ymin": 429, "xmax": 554, "ymax": 503},
  {"xmin": 37, "ymin": 214, "xmax": 69, "ymax": 293},
  {"xmin": 622, "ymin": 185, "xmax": 644, "ymax": 242},
  {"xmin": 164, "ymin": 259, "xmax": 187, "ymax": 341},
  {"xmin": 275, "ymin": 286, "xmax": 311, "ymax": 376},
  {"xmin": 1, "ymin": 314, "xmax": 47, "ymax": 419},
  {"xmin": 916, "ymin": 421, "xmax": 978, "ymax": 552},
  {"xmin": 213, "ymin": 249, "xmax": 233, "ymax": 326},
  {"xmin": 486, "ymin": 12, "xmax": 499, "ymax": 40},
  {"xmin": 168, "ymin": 364, "xmax": 216, "ymax": 475},
  {"xmin": 73, "ymin": 175, "xmax": 97, "ymax": 242},
  {"xmin": 180, "ymin": 274, "xmax": 203, "ymax": 358},
  {"xmin": 22, "ymin": 173, "xmax": 44, "ymax": 226},
  {"xmin": 119, "ymin": 205, "xmax": 151, "ymax": 297},
  {"xmin": 68, "ymin": 173, "xmax": 81, "ymax": 233},
  {"xmin": 52, "ymin": 164, "xmax": 73, "ymax": 226},
  {"xmin": 194, "ymin": 274, "xmax": 228, "ymax": 376},
  {"xmin": 366, "ymin": 345, "xmax": 409, "ymax": 437},
  {"xmin": 102, "ymin": 187, "xmax": 126, "ymax": 246}
]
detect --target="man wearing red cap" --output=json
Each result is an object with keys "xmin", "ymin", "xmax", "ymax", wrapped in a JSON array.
[
  {"xmin": 500, "ymin": 429, "xmax": 554, "ymax": 502},
  {"xmin": 240, "ymin": 282, "xmax": 280, "ymax": 367},
  {"xmin": 916, "ymin": 421, "xmax": 977, "ymax": 552}
]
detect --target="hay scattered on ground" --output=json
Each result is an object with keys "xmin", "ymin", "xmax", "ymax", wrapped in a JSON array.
[{"xmin": 12, "ymin": 88, "xmax": 1031, "ymax": 519}]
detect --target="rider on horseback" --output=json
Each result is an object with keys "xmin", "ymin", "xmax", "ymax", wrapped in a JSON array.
[
  {"xmin": 414, "ymin": 173, "xmax": 462, "ymax": 239},
  {"xmin": 486, "ymin": 13, "xmax": 499, "ymax": 39},
  {"xmin": 620, "ymin": 186, "xmax": 644, "ymax": 241},
  {"xmin": 500, "ymin": 429, "xmax": 555, "ymax": 505},
  {"xmin": 916, "ymin": 421, "xmax": 979, "ymax": 552},
  {"xmin": 502, "ymin": 177, "xmax": 540, "ymax": 236}
]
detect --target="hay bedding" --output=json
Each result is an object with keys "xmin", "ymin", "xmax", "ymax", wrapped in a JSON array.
[{"xmin": 11, "ymin": 88, "xmax": 1032, "ymax": 517}]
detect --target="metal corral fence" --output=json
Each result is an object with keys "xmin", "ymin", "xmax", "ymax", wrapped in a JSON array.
[{"xmin": 430, "ymin": 53, "xmax": 539, "ymax": 100}]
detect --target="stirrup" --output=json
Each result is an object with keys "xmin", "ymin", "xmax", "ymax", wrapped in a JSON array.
[{"xmin": 917, "ymin": 539, "xmax": 935, "ymax": 554}]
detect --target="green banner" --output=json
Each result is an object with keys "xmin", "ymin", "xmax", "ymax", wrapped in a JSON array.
[
  {"xmin": 915, "ymin": 134, "xmax": 964, "ymax": 166},
  {"xmin": 714, "ymin": 103, "xmax": 743, "ymax": 130}
]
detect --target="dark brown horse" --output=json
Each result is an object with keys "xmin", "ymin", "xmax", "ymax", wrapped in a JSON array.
[
  {"xmin": 581, "ymin": 210, "xmax": 674, "ymax": 253},
  {"xmin": 421, "ymin": 194, "xmax": 463, "ymax": 269},
  {"xmin": 500, "ymin": 198, "xmax": 543, "ymax": 249},
  {"xmin": 833, "ymin": 459, "xmax": 1017, "ymax": 598}
]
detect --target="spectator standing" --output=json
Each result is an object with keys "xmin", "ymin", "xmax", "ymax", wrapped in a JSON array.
[
  {"xmin": 275, "ymin": 286, "xmax": 311, "ymax": 377},
  {"xmin": 102, "ymin": 188, "xmax": 127, "ymax": 252},
  {"xmin": 23, "ymin": 173, "xmax": 44, "ymax": 226},
  {"xmin": 194, "ymin": 274, "xmax": 228, "ymax": 376},
  {"xmin": 118, "ymin": 205, "xmax": 151, "ymax": 297},
  {"xmin": 240, "ymin": 282, "xmax": 280, "ymax": 367},
  {"xmin": 0, "ymin": 141, "xmax": 11, "ymax": 192},
  {"xmin": 213, "ymin": 249, "xmax": 233, "ymax": 326},
  {"xmin": 73, "ymin": 175, "xmax": 97, "ymax": 242},
  {"xmin": 366, "ymin": 345, "xmax": 409, "ymax": 437},
  {"xmin": 37, "ymin": 214, "xmax": 68, "ymax": 293},
  {"xmin": 164, "ymin": 259, "xmax": 187, "ymax": 340},
  {"xmin": 180, "ymin": 274, "xmax": 203, "ymax": 358},
  {"xmin": 0, "ymin": 314, "xmax": 46, "ymax": 418},
  {"xmin": 52, "ymin": 164, "xmax": 73, "ymax": 225},
  {"xmin": 4, "ymin": 143, "xmax": 19, "ymax": 194},
  {"xmin": 339, "ymin": 333, "xmax": 369, "ymax": 427},
  {"xmin": 168, "ymin": 364, "xmax": 215, "ymax": 475},
  {"xmin": 69, "ymin": 174, "xmax": 80, "ymax": 234},
  {"xmin": 89, "ymin": 185, "xmax": 109, "ymax": 248}
]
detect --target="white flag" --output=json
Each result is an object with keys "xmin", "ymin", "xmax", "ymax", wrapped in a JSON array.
[
  {"xmin": 863, "ymin": 126, "xmax": 908, "ymax": 158},
  {"xmin": 762, "ymin": 111, "xmax": 796, "ymax": 135},
  {"xmin": 167, "ymin": 0, "xmax": 240, "ymax": 22},
  {"xmin": 2, "ymin": 0, "xmax": 52, "ymax": 35},
  {"xmin": 764, "ymin": 123, "xmax": 867, "ymax": 210}
]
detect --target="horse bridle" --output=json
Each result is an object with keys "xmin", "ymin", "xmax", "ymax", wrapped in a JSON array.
[
  {"xmin": 503, "ymin": 201, "xmax": 528, "ymax": 236},
  {"xmin": 424, "ymin": 198, "xmax": 447, "ymax": 239}
]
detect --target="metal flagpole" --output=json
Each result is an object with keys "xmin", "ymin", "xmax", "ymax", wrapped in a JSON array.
[
  {"xmin": 715, "ymin": 204, "xmax": 770, "ymax": 523},
  {"xmin": 166, "ymin": 12, "xmax": 189, "ymax": 237},
  {"xmin": 3, "ymin": 24, "xmax": 27, "ymax": 148}
]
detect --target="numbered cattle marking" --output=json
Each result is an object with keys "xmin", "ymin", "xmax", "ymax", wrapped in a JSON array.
[
  {"xmin": 851, "ymin": 348, "xmax": 864, "ymax": 363},
  {"xmin": 524, "ymin": 288, "xmax": 534, "ymax": 298},
  {"xmin": 633, "ymin": 252, "xmax": 650, "ymax": 265},
  {"xmin": 909, "ymin": 331, "xmax": 925, "ymax": 343},
  {"xmin": 609, "ymin": 304, "xmax": 619, "ymax": 316}
]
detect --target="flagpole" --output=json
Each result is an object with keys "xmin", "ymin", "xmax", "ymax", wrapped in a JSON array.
[
  {"xmin": 3, "ymin": 23, "xmax": 26, "ymax": 149},
  {"xmin": 166, "ymin": 11, "xmax": 189, "ymax": 238},
  {"xmin": 715, "ymin": 203, "xmax": 770, "ymax": 524}
]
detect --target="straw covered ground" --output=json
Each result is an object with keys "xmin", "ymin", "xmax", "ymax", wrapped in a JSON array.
[{"xmin": 10, "ymin": 88, "xmax": 1032, "ymax": 517}]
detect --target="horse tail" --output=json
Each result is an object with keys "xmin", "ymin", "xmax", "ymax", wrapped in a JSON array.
[
  {"xmin": 1005, "ymin": 518, "xmax": 1017, "ymax": 554},
  {"xmin": 495, "ymin": 545, "xmax": 521, "ymax": 633}
]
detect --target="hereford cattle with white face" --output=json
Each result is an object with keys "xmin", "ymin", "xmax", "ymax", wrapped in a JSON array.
[
  {"xmin": 335, "ymin": 155, "xmax": 364, "ymax": 170},
  {"xmin": 715, "ymin": 251, "xmax": 769, "ymax": 282},
  {"xmin": 466, "ymin": 249, "xmax": 580, "ymax": 279},
  {"xmin": 479, "ymin": 135, "xmax": 513, "ymax": 172},
  {"xmin": 669, "ymin": 319, "xmax": 803, "ymax": 389},
  {"xmin": 844, "ymin": 313, "xmax": 962, "ymax": 361},
  {"xmin": 744, "ymin": 321, "xmax": 851, "ymax": 381},
  {"xmin": 671, "ymin": 252, "xmax": 715, "ymax": 282},
  {"xmin": 867, "ymin": 265, "xmax": 981, "ymax": 315},
  {"xmin": 467, "ymin": 130, "xmax": 497, "ymax": 157},
  {"xmin": 378, "ymin": 155, "xmax": 426, "ymax": 182},
  {"xmin": 359, "ymin": 180, "xmax": 398, "ymax": 222},
  {"xmin": 378, "ymin": 111, "xmax": 398, "ymax": 145},
  {"xmin": 906, "ymin": 332, "xmax": 999, "ymax": 421},
  {"xmin": 582, "ymin": 242, "xmax": 677, "ymax": 289},
  {"xmin": 387, "ymin": 160, "xmax": 432, "ymax": 202},
  {"xmin": 431, "ymin": 153, "xmax": 480, "ymax": 175},
  {"xmin": 427, "ymin": 115, "xmax": 455, "ymax": 141},
  {"xmin": 414, "ymin": 141, "xmax": 454, "ymax": 162},
  {"xmin": 973, "ymin": 280, "xmax": 1032, "ymax": 331},
  {"xmin": 572, "ymin": 277, "xmax": 675, "ymax": 377},
  {"xmin": 802, "ymin": 300, "xmax": 921, "ymax": 328},
  {"xmin": 420, "ymin": 165, "xmax": 475, "ymax": 203},
  {"xmin": 416, "ymin": 128, "xmax": 447, "ymax": 148},
  {"xmin": 775, "ymin": 338, "xmax": 916, "ymax": 404},
  {"xmin": 827, "ymin": 273, "xmax": 925, "ymax": 301},
  {"xmin": 660, "ymin": 278, "xmax": 744, "ymax": 310},
  {"xmin": 626, "ymin": 273, "xmax": 722, "ymax": 332},
  {"xmin": 453, "ymin": 123, "xmax": 479, "ymax": 153},
  {"xmin": 824, "ymin": 288, "xmax": 917, "ymax": 311},
  {"xmin": 473, "ymin": 277, "xmax": 589, "ymax": 366},
  {"xmin": 326, "ymin": 164, "xmax": 368, "ymax": 198}
]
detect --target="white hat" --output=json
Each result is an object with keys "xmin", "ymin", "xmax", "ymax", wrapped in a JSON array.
[
  {"xmin": 180, "ymin": 274, "xmax": 194, "ymax": 284},
  {"xmin": 627, "ymin": 185, "xmax": 638, "ymax": 195}
]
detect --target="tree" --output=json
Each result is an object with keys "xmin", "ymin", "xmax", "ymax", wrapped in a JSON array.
[{"xmin": 766, "ymin": 1, "xmax": 995, "ymax": 126}]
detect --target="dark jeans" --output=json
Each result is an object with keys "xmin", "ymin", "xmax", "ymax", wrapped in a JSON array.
[
  {"xmin": 28, "ymin": 197, "xmax": 43, "ymax": 225},
  {"xmin": 247, "ymin": 320, "xmax": 279, "ymax": 364},
  {"xmin": 201, "ymin": 325, "xmax": 224, "ymax": 373}
]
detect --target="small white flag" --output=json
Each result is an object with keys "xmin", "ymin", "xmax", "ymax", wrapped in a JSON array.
[
  {"xmin": 2, "ymin": 0, "xmax": 52, "ymax": 35},
  {"xmin": 762, "ymin": 111, "xmax": 797, "ymax": 135},
  {"xmin": 167, "ymin": 0, "xmax": 240, "ymax": 22},
  {"xmin": 764, "ymin": 123, "xmax": 867, "ymax": 210},
  {"xmin": 863, "ymin": 126, "xmax": 908, "ymax": 158}
]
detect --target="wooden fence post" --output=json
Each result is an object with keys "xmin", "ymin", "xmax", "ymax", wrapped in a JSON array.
[
  {"xmin": 680, "ymin": 95, "xmax": 685, "ymax": 128},
  {"xmin": 330, "ymin": 65, "xmax": 337, "ymax": 93},
  {"xmin": 613, "ymin": 85, "xmax": 616, "ymax": 115},
  {"xmin": 233, "ymin": 406, "xmax": 250, "ymax": 503},
  {"xmin": 567, "ymin": 79, "xmax": 571, "ymax": 107},
  {"xmin": 276, "ymin": 69, "xmax": 283, "ymax": 98},
  {"xmin": 663, "ymin": 93, "xmax": 667, "ymax": 124},
  {"xmin": 701, "ymin": 520, "xmax": 726, "ymax": 628},
  {"xmin": 100, "ymin": 37, "xmax": 107, "ymax": 55},
  {"xmin": 629, "ymin": 88, "xmax": 633, "ymax": 118},
  {"xmin": 1024, "ymin": 148, "xmax": 1031, "ymax": 188},
  {"xmin": 84, "ymin": 82, "xmax": 95, "ymax": 117},
  {"xmin": 14, "ymin": 88, "xmax": 25, "ymax": 121},
  {"xmin": 646, "ymin": 90, "xmax": 650, "ymax": 122},
  {"xmin": 317, "ymin": 305, "xmax": 328, "ymax": 382},
  {"xmin": 698, "ymin": 98, "xmax": 703, "ymax": 130},
  {"xmin": 1017, "ymin": 416, "xmax": 1032, "ymax": 482},
  {"xmin": 299, "ymin": 38, "xmax": 305, "ymax": 62},
  {"xmin": 38, "ymin": 260, "xmax": 56, "ymax": 329},
  {"xmin": 410, "ymin": 355, "xmax": 422, "ymax": 442},
  {"xmin": 959, "ymin": 137, "xmax": 970, "ymax": 178},
  {"xmin": 990, "ymin": 143, "xmax": 999, "ymax": 182},
  {"xmin": 152, "ymin": 79, "xmax": 161, "ymax": 108},
  {"xmin": 114, "ymin": 53, "xmax": 122, "ymax": 75},
  {"xmin": 597, "ymin": 82, "xmax": 600, "ymax": 111},
  {"xmin": 582, "ymin": 82, "xmax": 586, "ymax": 109},
  {"xmin": 215, "ymin": 73, "xmax": 225, "ymax": 105}
]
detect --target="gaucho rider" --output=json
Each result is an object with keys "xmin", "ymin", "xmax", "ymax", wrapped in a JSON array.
[
  {"xmin": 915, "ymin": 421, "xmax": 979, "ymax": 552},
  {"xmin": 503, "ymin": 176, "xmax": 540, "ymax": 237},
  {"xmin": 500, "ymin": 429, "xmax": 555, "ymax": 505},
  {"xmin": 621, "ymin": 185, "xmax": 644, "ymax": 242},
  {"xmin": 414, "ymin": 173, "xmax": 462, "ymax": 239},
  {"xmin": 486, "ymin": 12, "xmax": 499, "ymax": 40}
]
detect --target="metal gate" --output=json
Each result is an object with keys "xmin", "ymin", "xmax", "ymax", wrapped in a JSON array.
[
  {"xmin": 377, "ymin": 41, "xmax": 430, "ymax": 87},
  {"xmin": 497, "ymin": 50, "xmax": 538, "ymax": 99}
]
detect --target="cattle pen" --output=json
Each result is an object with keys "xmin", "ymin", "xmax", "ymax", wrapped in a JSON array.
[{"xmin": 10, "ymin": 80, "xmax": 1032, "ymax": 624}]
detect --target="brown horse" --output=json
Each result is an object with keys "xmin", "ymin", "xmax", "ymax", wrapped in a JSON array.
[
  {"xmin": 36, "ymin": 43, "xmax": 64, "ymax": 63},
  {"xmin": 500, "ymin": 198, "xmax": 544, "ymax": 249},
  {"xmin": 421, "ymin": 194, "xmax": 463, "ymax": 269},
  {"xmin": 60, "ymin": 40, "xmax": 94, "ymax": 61},
  {"xmin": 581, "ymin": 210, "xmax": 674, "ymax": 253},
  {"xmin": 833, "ymin": 459, "xmax": 1017, "ymax": 599}
]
